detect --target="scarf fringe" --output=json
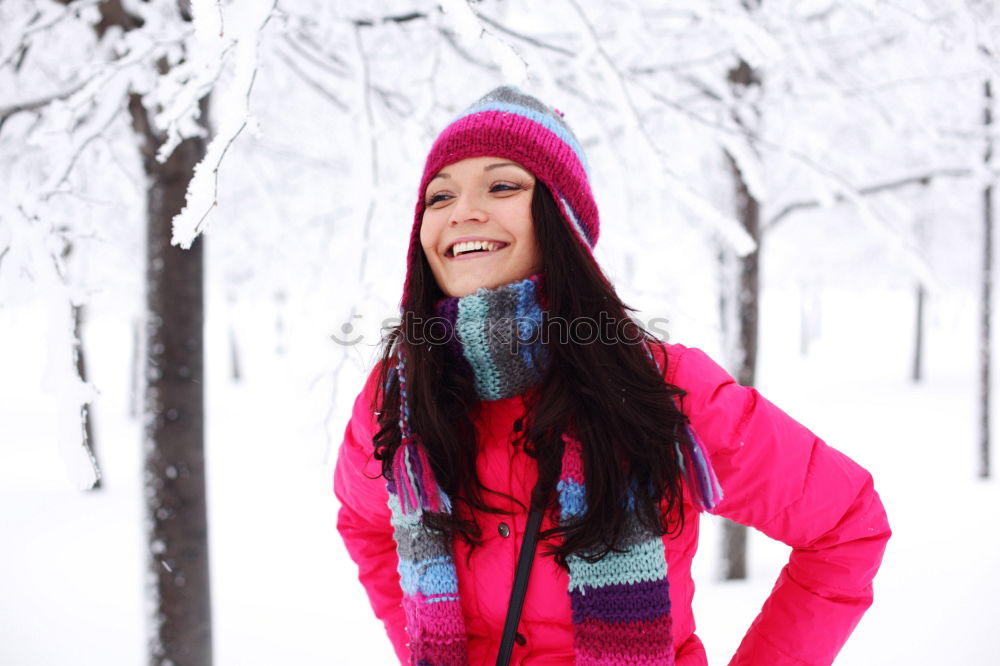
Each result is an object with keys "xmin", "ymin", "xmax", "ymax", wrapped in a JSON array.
[
  {"xmin": 675, "ymin": 424, "xmax": 723, "ymax": 512},
  {"xmin": 392, "ymin": 434, "xmax": 452, "ymax": 516},
  {"xmin": 642, "ymin": 341, "xmax": 723, "ymax": 512},
  {"xmin": 392, "ymin": 345, "xmax": 452, "ymax": 517}
]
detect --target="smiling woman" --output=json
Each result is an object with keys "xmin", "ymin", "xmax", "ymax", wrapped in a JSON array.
[
  {"xmin": 333, "ymin": 86, "xmax": 890, "ymax": 666},
  {"xmin": 420, "ymin": 157, "xmax": 541, "ymax": 296},
  {"xmin": 419, "ymin": 157, "xmax": 541, "ymax": 297}
]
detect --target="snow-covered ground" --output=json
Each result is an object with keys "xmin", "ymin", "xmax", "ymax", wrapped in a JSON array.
[{"xmin": 2, "ymin": 284, "xmax": 997, "ymax": 665}]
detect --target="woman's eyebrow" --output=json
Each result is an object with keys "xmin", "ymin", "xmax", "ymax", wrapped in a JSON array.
[{"xmin": 484, "ymin": 162, "xmax": 523, "ymax": 171}]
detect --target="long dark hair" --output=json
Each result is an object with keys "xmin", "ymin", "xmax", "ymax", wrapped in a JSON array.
[{"xmin": 372, "ymin": 180, "xmax": 695, "ymax": 566}]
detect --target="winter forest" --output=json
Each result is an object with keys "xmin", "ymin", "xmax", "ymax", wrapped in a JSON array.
[{"xmin": 1, "ymin": 0, "xmax": 998, "ymax": 664}]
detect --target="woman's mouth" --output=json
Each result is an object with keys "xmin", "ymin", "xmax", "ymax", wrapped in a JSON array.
[{"xmin": 446, "ymin": 240, "xmax": 509, "ymax": 259}]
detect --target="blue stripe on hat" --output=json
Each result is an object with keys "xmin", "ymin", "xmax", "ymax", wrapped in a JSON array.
[
  {"xmin": 559, "ymin": 195, "xmax": 594, "ymax": 247},
  {"xmin": 456, "ymin": 100, "xmax": 590, "ymax": 175}
]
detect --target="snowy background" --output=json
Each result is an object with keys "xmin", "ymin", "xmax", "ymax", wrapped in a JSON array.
[{"xmin": 2, "ymin": 1, "xmax": 1000, "ymax": 664}]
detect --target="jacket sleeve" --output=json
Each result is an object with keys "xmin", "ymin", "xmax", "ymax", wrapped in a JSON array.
[
  {"xmin": 670, "ymin": 346, "xmax": 891, "ymax": 666},
  {"xmin": 333, "ymin": 369, "xmax": 410, "ymax": 664}
]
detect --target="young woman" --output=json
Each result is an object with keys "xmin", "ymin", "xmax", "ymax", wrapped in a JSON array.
[{"xmin": 334, "ymin": 86, "xmax": 890, "ymax": 665}]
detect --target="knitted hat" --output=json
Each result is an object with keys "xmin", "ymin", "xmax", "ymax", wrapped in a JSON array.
[{"xmin": 402, "ymin": 86, "xmax": 599, "ymax": 306}]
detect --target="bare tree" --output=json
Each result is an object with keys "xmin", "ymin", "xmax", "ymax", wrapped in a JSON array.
[
  {"xmin": 719, "ymin": 52, "xmax": 762, "ymax": 581},
  {"xmin": 93, "ymin": 2, "xmax": 212, "ymax": 662},
  {"xmin": 139, "ymin": 115, "xmax": 211, "ymax": 665},
  {"xmin": 0, "ymin": 0, "xmax": 279, "ymax": 658}
]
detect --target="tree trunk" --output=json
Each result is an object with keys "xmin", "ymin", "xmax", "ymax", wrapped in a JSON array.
[
  {"xmin": 91, "ymin": 0, "xmax": 213, "ymax": 653},
  {"xmin": 721, "ymin": 146, "xmax": 760, "ymax": 581},
  {"xmin": 68, "ymin": 0, "xmax": 212, "ymax": 654},
  {"xmin": 131, "ymin": 89, "xmax": 212, "ymax": 665},
  {"xmin": 720, "ymin": 46, "xmax": 763, "ymax": 581},
  {"xmin": 913, "ymin": 282, "xmax": 925, "ymax": 383},
  {"xmin": 981, "ymin": 78, "xmax": 993, "ymax": 480}
]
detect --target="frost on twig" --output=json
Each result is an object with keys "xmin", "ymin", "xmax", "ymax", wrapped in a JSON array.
[
  {"xmin": 0, "ymin": 78, "xmax": 90, "ymax": 124},
  {"xmin": 566, "ymin": 0, "xmax": 756, "ymax": 256},
  {"xmin": 170, "ymin": 0, "xmax": 277, "ymax": 249},
  {"xmin": 439, "ymin": 0, "xmax": 529, "ymax": 85},
  {"xmin": 0, "ymin": 0, "xmax": 104, "ymax": 69},
  {"xmin": 39, "ymin": 73, "xmax": 133, "ymax": 199}
]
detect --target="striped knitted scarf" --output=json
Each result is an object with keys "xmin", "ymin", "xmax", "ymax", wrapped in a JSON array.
[{"xmin": 387, "ymin": 277, "xmax": 721, "ymax": 665}]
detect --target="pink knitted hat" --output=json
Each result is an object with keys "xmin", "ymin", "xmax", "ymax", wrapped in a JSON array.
[{"xmin": 402, "ymin": 86, "xmax": 599, "ymax": 305}]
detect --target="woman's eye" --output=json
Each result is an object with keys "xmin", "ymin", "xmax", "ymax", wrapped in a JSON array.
[
  {"xmin": 425, "ymin": 192, "xmax": 452, "ymax": 207},
  {"xmin": 490, "ymin": 182, "xmax": 521, "ymax": 194}
]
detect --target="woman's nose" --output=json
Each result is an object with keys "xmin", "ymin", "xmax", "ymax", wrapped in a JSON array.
[{"xmin": 449, "ymin": 193, "xmax": 488, "ymax": 225}]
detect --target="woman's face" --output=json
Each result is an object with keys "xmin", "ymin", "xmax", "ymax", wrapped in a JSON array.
[{"xmin": 420, "ymin": 156, "xmax": 542, "ymax": 298}]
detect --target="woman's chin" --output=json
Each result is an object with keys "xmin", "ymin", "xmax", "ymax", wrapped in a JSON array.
[
  {"xmin": 441, "ymin": 275, "xmax": 525, "ymax": 298},
  {"xmin": 443, "ymin": 281, "xmax": 493, "ymax": 298}
]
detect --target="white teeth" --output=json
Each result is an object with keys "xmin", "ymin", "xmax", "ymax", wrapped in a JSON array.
[{"xmin": 452, "ymin": 240, "xmax": 500, "ymax": 256}]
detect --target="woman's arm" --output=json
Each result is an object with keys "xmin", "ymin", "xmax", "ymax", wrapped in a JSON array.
[
  {"xmin": 333, "ymin": 369, "xmax": 410, "ymax": 663},
  {"xmin": 669, "ymin": 345, "xmax": 891, "ymax": 666}
]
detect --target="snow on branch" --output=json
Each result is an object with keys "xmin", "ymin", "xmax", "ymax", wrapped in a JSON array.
[
  {"xmin": 280, "ymin": 31, "xmax": 352, "ymax": 78},
  {"xmin": 349, "ymin": 10, "xmax": 428, "ymax": 28},
  {"xmin": 630, "ymin": 65, "xmax": 969, "ymax": 265},
  {"xmin": 0, "ymin": 0, "xmax": 104, "ymax": 68},
  {"xmin": 469, "ymin": 7, "xmax": 575, "ymax": 57},
  {"xmin": 627, "ymin": 49, "xmax": 734, "ymax": 76},
  {"xmin": 765, "ymin": 167, "xmax": 973, "ymax": 230},
  {"xmin": 438, "ymin": 26, "xmax": 501, "ymax": 72},
  {"xmin": 439, "ymin": 0, "xmax": 528, "ymax": 83},
  {"xmin": 0, "ymin": 12, "xmax": 157, "ymax": 128},
  {"xmin": 708, "ymin": 4, "xmax": 783, "ymax": 71},
  {"xmin": 2, "ymin": 197, "xmax": 100, "ymax": 488},
  {"xmin": 10, "ymin": 29, "xmax": 163, "ymax": 204},
  {"xmin": 566, "ymin": 0, "xmax": 756, "ymax": 256},
  {"xmin": 273, "ymin": 41, "xmax": 349, "ymax": 111},
  {"xmin": 37, "ymin": 74, "xmax": 132, "ymax": 200},
  {"xmin": 0, "ymin": 80, "xmax": 92, "ymax": 124},
  {"xmin": 170, "ymin": 0, "xmax": 277, "ymax": 249}
]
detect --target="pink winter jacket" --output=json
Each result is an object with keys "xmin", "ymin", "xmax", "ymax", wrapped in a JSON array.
[{"xmin": 334, "ymin": 343, "xmax": 891, "ymax": 665}]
